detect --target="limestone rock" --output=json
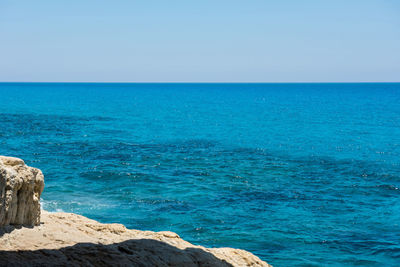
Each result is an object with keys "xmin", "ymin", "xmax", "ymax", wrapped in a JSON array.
[
  {"xmin": 0, "ymin": 156, "xmax": 45, "ymax": 226},
  {"xmin": 0, "ymin": 211, "xmax": 271, "ymax": 266},
  {"xmin": 0, "ymin": 157, "xmax": 270, "ymax": 266}
]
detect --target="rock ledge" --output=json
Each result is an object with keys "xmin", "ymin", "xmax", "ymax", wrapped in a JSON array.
[
  {"xmin": 0, "ymin": 211, "xmax": 270, "ymax": 266},
  {"xmin": 0, "ymin": 156, "xmax": 270, "ymax": 266}
]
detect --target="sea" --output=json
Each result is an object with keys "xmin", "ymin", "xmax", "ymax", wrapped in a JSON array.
[{"xmin": 1, "ymin": 83, "xmax": 399, "ymax": 266}]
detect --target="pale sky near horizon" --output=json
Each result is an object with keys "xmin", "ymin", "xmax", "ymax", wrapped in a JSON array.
[{"xmin": 1, "ymin": 0, "xmax": 399, "ymax": 82}]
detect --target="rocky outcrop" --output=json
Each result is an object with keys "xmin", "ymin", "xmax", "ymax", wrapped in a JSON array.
[
  {"xmin": 0, "ymin": 211, "xmax": 270, "ymax": 266},
  {"xmin": 0, "ymin": 156, "xmax": 270, "ymax": 266},
  {"xmin": 0, "ymin": 156, "xmax": 44, "ymax": 226}
]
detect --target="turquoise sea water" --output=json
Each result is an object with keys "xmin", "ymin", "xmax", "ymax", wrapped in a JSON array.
[{"xmin": 1, "ymin": 83, "xmax": 400, "ymax": 266}]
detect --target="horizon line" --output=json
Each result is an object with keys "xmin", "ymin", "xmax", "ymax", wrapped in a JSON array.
[{"xmin": 0, "ymin": 81, "xmax": 399, "ymax": 84}]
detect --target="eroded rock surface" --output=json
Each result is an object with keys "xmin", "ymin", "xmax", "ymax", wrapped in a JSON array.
[
  {"xmin": 0, "ymin": 211, "xmax": 270, "ymax": 266},
  {"xmin": 0, "ymin": 156, "xmax": 44, "ymax": 226}
]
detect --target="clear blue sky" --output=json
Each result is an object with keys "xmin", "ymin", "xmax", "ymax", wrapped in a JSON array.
[{"xmin": 1, "ymin": 0, "xmax": 399, "ymax": 82}]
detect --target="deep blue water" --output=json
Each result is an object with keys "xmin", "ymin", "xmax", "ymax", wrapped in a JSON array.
[{"xmin": 1, "ymin": 83, "xmax": 400, "ymax": 266}]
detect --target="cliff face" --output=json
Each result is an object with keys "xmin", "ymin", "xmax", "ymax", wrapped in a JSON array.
[
  {"xmin": 0, "ymin": 156, "xmax": 44, "ymax": 226},
  {"xmin": 0, "ymin": 156, "xmax": 270, "ymax": 267}
]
